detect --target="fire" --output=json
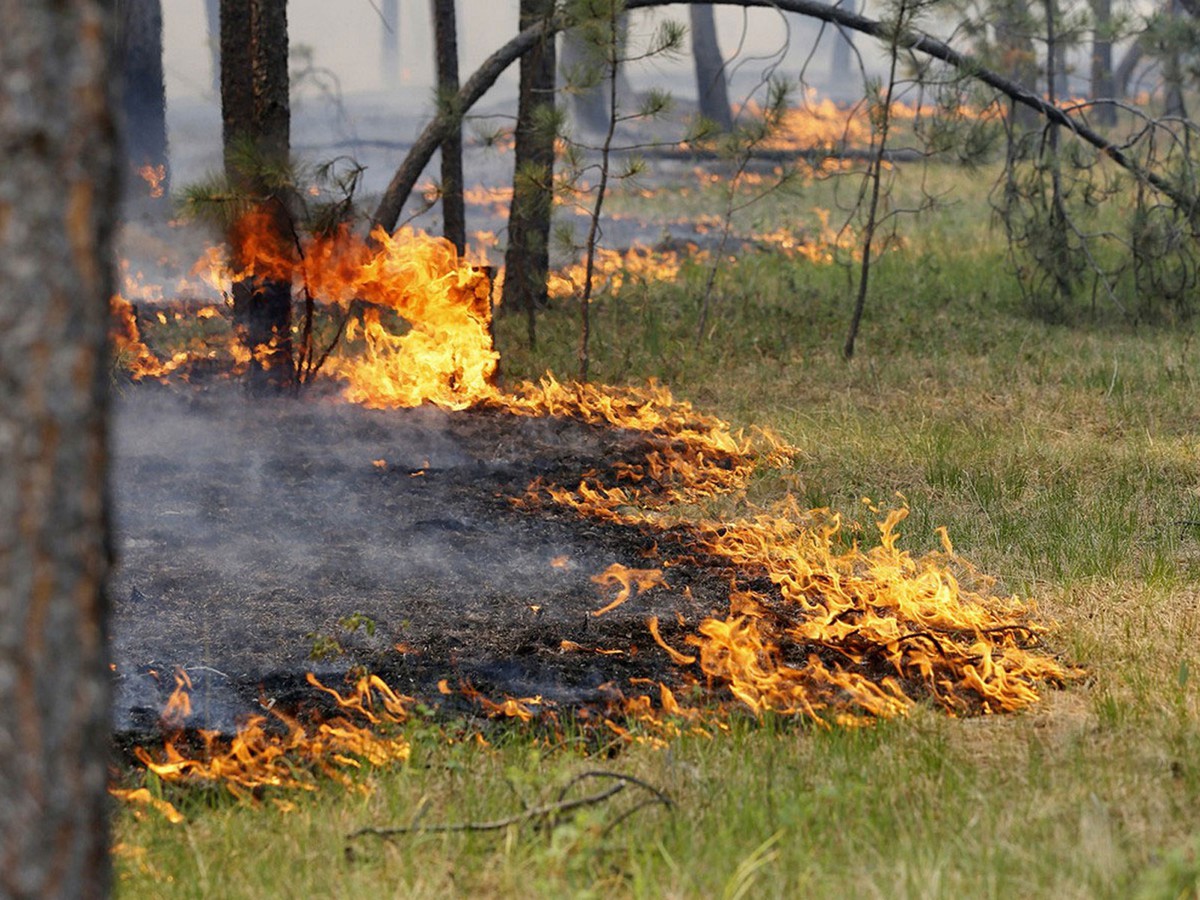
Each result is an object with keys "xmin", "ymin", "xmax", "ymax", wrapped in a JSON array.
[
  {"xmin": 138, "ymin": 164, "xmax": 166, "ymax": 199},
  {"xmin": 112, "ymin": 200, "xmax": 1075, "ymax": 811},
  {"xmin": 590, "ymin": 563, "xmax": 668, "ymax": 617},
  {"xmin": 547, "ymin": 244, "xmax": 695, "ymax": 300},
  {"xmin": 125, "ymin": 671, "xmax": 412, "ymax": 811}
]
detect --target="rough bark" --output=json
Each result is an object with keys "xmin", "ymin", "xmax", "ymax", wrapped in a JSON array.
[
  {"xmin": 0, "ymin": 1, "xmax": 117, "ymax": 897},
  {"xmin": 690, "ymin": 5, "xmax": 733, "ymax": 131},
  {"xmin": 116, "ymin": 0, "xmax": 169, "ymax": 214},
  {"xmin": 502, "ymin": 0, "xmax": 557, "ymax": 346},
  {"xmin": 432, "ymin": 0, "xmax": 466, "ymax": 254},
  {"xmin": 220, "ymin": 0, "xmax": 294, "ymax": 388}
]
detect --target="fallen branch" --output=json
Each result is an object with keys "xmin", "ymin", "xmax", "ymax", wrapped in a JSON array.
[
  {"xmin": 346, "ymin": 770, "xmax": 672, "ymax": 840},
  {"xmin": 370, "ymin": 0, "xmax": 1199, "ymax": 235}
]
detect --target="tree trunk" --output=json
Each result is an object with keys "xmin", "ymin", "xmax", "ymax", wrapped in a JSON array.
[
  {"xmin": 1114, "ymin": 39, "xmax": 1144, "ymax": 98},
  {"xmin": 560, "ymin": 13, "xmax": 633, "ymax": 135},
  {"xmin": 831, "ymin": 0, "xmax": 856, "ymax": 80},
  {"xmin": 220, "ymin": 0, "xmax": 295, "ymax": 389},
  {"xmin": 1090, "ymin": 0, "xmax": 1116, "ymax": 125},
  {"xmin": 502, "ymin": 0, "xmax": 557, "ymax": 347},
  {"xmin": 0, "ymin": 2, "xmax": 117, "ymax": 897},
  {"xmin": 561, "ymin": 24, "xmax": 611, "ymax": 133},
  {"xmin": 116, "ymin": 0, "xmax": 169, "ymax": 216},
  {"xmin": 432, "ymin": 0, "xmax": 466, "ymax": 254},
  {"xmin": 690, "ymin": 5, "xmax": 733, "ymax": 131},
  {"xmin": 381, "ymin": 0, "xmax": 400, "ymax": 87},
  {"xmin": 1163, "ymin": 0, "xmax": 1187, "ymax": 117},
  {"xmin": 373, "ymin": 0, "xmax": 1200, "ymax": 235}
]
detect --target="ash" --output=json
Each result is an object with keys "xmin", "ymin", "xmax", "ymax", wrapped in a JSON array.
[{"xmin": 108, "ymin": 384, "xmax": 720, "ymax": 735}]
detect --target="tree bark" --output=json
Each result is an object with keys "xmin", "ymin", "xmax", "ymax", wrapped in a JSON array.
[
  {"xmin": 373, "ymin": 0, "xmax": 1200, "ymax": 236},
  {"xmin": 0, "ymin": 2, "xmax": 117, "ymax": 897},
  {"xmin": 432, "ymin": 0, "xmax": 466, "ymax": 254},
  {"xmin": 502, "ymin": 0, "xmax": 557, "ymax": 347},
  {"xmin": 220, "ymin": 0, "xmax": 294, "ymax": 388},
  {"xmin": 116, "ymin": 0, "xmax": 169, "ymax": 215},
  {"xmin": 690, "ymin": 5, "xmax": 733, "ymax": 131}
]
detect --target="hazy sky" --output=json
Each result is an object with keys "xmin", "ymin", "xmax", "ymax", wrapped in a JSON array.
[{"xmin": 161, "ymin": 2, "xmax": 844, "ymax": 102}]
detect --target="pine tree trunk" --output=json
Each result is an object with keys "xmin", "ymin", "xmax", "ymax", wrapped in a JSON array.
[
  {"xmin": 502, "ymin": 0, "xmax": 557, "ymax": 347},
  {"xmin": 432, "ymin": 0, "xmax": 466, "ymax": 254},
  {"xmin": 116, "ymin": 0, "xmax": 169, "ymax": 216},
  {"xmin": 690, "ymin": 5, "xmax": 733, "ymax": 131},
  {"xmin": 831, "ymin": 0, "xmax": 856, "ymax": 80},
  {"xmin": 1090, "ymin": 0, "xmax": 1116, "ymax": 125},
  {"xmin": 0, "ymin": 2, "xmax": 117, "ymax": 896},
  {"xmin": 561, "ymin": 24, "xmax": 611, "ymax": 134},
  {"xmin": 220, "ymin": 0, "xmax": 294, "ymax": 389}
]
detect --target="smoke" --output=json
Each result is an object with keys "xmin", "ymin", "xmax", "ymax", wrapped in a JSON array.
[{"xmin": 107, "ymin": 386, "xmax": 671, "ymax": 733}]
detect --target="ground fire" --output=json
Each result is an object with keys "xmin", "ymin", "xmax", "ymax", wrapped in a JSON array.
[{"xmin": 110, "ymin": 203, "xmax": 1074, "ymax": 816}]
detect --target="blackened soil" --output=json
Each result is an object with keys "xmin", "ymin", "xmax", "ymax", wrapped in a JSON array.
[{"xmin": 109, "ymin": 383, "xmax": 731, "ymax": 736}]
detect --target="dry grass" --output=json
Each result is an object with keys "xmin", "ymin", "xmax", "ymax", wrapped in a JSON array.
[{"xmin": 113, "ymin": 162, "xmax": 1200, "ymax": 898}]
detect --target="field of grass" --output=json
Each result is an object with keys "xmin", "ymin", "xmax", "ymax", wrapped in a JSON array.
[{"xmin": 113, "ymin": 162, "xmax": 1200, "ymax": 898}]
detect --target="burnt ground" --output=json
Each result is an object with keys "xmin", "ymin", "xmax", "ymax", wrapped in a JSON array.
[{"xmin": 109, "ymin": 383, "xmax": 733, "ymax": 737}]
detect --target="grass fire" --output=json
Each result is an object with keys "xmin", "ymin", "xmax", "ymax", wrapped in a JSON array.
[{"xmin": 108, "ymin": 204, "xmax": 1073, "ymax": 824}]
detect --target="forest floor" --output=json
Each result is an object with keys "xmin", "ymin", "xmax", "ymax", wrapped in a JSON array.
[{"xmin": 111, "ymin": 153, "xmax": 1200, "ymax": 898}]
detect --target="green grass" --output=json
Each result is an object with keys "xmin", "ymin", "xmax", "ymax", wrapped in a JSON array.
[{"xmin": 114, "ymin": 162, "xmax": 1200, "ymax": 898}]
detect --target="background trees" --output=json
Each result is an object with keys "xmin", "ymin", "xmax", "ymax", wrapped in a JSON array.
[{"xmin": 0, "ymin": 1, "xmax": 118, "ymax": 895}]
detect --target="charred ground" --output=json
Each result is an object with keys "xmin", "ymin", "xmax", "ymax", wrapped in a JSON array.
[{"xmin": 109, "ymin": 382, "xmax": 732, "ymax": 738}]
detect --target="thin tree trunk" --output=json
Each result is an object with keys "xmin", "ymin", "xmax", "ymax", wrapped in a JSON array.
[
  {"xmin": 381, "ymin": 0, "xmax": 400, "ymax": 87},
  {"xmin": 1164, "ymin": 0, "xmax": 1187, "ymax": 117},
  {"xmin": 502, "ymin": 0, "xmax": 557, "ymax": 348},
  {"xmin": 561, "ymin": 24, "xmax": 611, "ymax": 133},
  {"xmin": 432, "ymin": 0, "xmax": 466, "ymax": 254},
  {"xmin": 690, "ymin": 5, "xmax": 733, "ymax": 130},
  {"xmin": 221, "ymin": 0, "xmax": 295, "ymax": 389},
  {"xmin": 0, "ymin": 2, "xmax": 117, "ymax": 896},
  {"xmin": 117, "ymin": 0, "xmax": 170, "ymax": 215},
  {"xmin": 831, "ymin": 0, "xmax": 856, "ymax": 80},
  {"xmin": 372, "ymin": 0, "xmax": 1200, "ymax": 236},
  {"xmin": 1090, "ymin": 0, "xmax": 1116, "ymax": 125},
  {"xmin": 1114, "ymin": 39, "xmax": 1144, "ymax": 98}
]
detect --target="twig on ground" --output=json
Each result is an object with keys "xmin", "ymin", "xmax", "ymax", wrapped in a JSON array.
[{"xmin": 346, "ymin": 770, "xmax": 672, "ymax": 842}]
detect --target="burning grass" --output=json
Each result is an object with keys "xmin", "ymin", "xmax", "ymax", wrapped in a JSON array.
[
  {"xmin": 110, "ymin": 158, "xmax": 1200, "ymax": 898},
  {"xmin": 111, "ymin": 202, "xmax": 1074, "ymax": 822}
]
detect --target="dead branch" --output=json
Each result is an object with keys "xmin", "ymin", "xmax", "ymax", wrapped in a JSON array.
[
  {"xmin": 370, "ymin": 0, "xmax": 1199, "ymax": 235},
  {"xmin": 346, "ymin": 770, "xmax": 672, "ymax": 841}
]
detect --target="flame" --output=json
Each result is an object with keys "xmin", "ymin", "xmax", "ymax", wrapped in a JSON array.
[
  {"xmin": 113, "ymin": 199, "xmax": 1074, "ymax": 804},
  {"xmin": 121, "ymin": 673, "xmax": 412, "ymax": 812},
  {"xmin": 590, "ymin": 563, "xmax": 668, "ymax": 617},
  {"xmin": 138, "ymin": 164, "xmax": 166, "ymax": 199},
  {"xmin": 547, "ymin": 245, "xmax": 695, "ymax": 300}
]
